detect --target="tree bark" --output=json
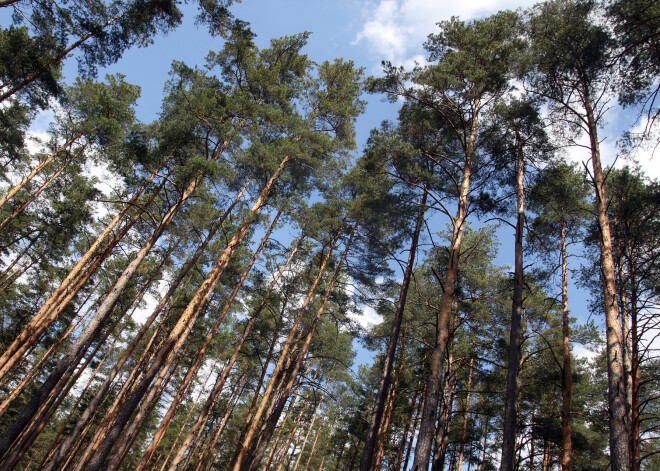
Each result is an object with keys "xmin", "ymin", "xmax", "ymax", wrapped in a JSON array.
[
  {"xmin": 0, "ymin": 143, "xmax": 87, "ymax": 233},
  {"xmin": 230, "ymin": 220, "xmax": 346, "ymax": 471},
  {"xmin": 413, "ymin": 98, "xmax": 479, "ymax": 471},
  {"xmin": 82, "ymin": 155, "xmax": 290, "ymax": 471},
  {"xmin": 0, "ymin": 161, "xmax": 165, "ymax": 385},
  {"xmin": 582, "ymin": 83, "xmax": 630, "ymax": 471},
  {"xmin": 560, "ymin": 222, "xmax": 573, "ymax": 471},
  {"xmin": 241, "ymin": 224, "xmax": 357, "ymax": 471},
  {"xmin": 0, "ymin": 133, "xmax": 82, "ymax": 211},
  {"xmin": 360, "ymin": 188, "xmax": 426, "ymax": 471},
  {"xmin": 42, "ymin": 177, "xmax": 250, "ymax": 471},
  {"xmin": 500, "ymin": 128, "xmax": 525, "ymax": 471},
  {"xmin": 136, "ymin": 211, "xmax": 281, "ymax": 471},
  {"xmin": 458, "ymin": 356, "xmax": 475, "ymax": 471}
]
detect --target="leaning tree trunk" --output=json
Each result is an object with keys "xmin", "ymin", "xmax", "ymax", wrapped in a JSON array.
[
  {"xmin": 500, "ymin": 129, "xmax": 525, "ymax": 471},
  {"xmin": 135, "ymin": 211, "xmax": 281, "ymax": 471},
  {"xmin": 360, "ymin": 188, "xmax": 427, "ymax": 471},
  {"xmin": 0, "ymin": 143, "xmax": 87, "ymax": 233},
  {"xmin": 82, "ymin": 155, "xmax": 291, "ymax": 471},
  {"xmin": 373, "ymin": 335, "xmax": 407, "ymax": 471},
  {"xmin": 0, "ymin": 158, "xmax": 205, "ymax": 460},
  {"xmin": 0, "ymin": 160, "xmax": 166, "ymax": 385},
  {"xmin": 241, "ymin": 224, "xmax": 357, "ymax": 471},
  {"xmin": 41, "ymin": 177, "xmax": 250, "ymax": 471},
  {"xmin": 0, "ymin": 133, "xmax": 82, "ymax": 211},
  {"xmin": 230, "ymin": 221, "xmax": 346, "ymax": 471},
  {"xmin": 413, "ymin": 99, "xmax": 479, "ymax": 471},
  {"xmin": 166, "ymin": 239, "xmax": 303, "ymax": 471}
]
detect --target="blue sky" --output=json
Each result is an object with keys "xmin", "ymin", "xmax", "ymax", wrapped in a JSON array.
[{"xmin": 4, "ymin": 0, "xmax": 657, "ymax": 359}]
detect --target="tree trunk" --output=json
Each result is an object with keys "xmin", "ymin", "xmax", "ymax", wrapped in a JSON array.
[
  {"xmin": 394, "ymin": 377, "xmax": 422, "ymax": 471},
  {"xmin": 560, "ymin": 222, "xmax": 573, "ymax": 471},
  {"xmin": 431, "ymin": 349, "xmax": 456, "ymax": 471},
  {"xmin": 0, "ymin": 143, "xmax": 87, "ymax": 233},
  {"xmin": 500, "ymin": 129, "xmax": 525, "ymax": 471},
  {"xmin": 458, "ymin": 356, "xmax": 475, "ymax": 471},
  {"xmin": 583, "ymin": 83, "xmax": 630, "ymax": 471},
  {"xmin": 42, "ymin": 177, "xmax": 250, "ymax": 471},
  {"xmin": 292, "ymin": 378, "xmax": 330, "ymax": 471},
  {"xmin": 136, "ymin": 211, "xmax": 281, "ymax": 471},
  {"xmin": 82, "ymin": 156, "xmax": 290, "ymax": 471},
  {"xmin": 192, "ymin": 372, "xmax": 248, "ymax": 471},
  {"xmin": 0, "ymin": 133, "xmax": 83, "ymax": 211},
  {"xmin": 0, "ymin": 158, "xmax": 206, "ymax": 460},
  {"xmin": 360, "ymin": 188, "xmax": 426, "ymax": 471},
  {"xmin": 230, "ymin": 220, "xmax": 346, "ymax": 471},
  {"xmin": 0, "ymin": 161, "xmax": 165, "ymax": 384},
  {"xmin": 241, "ymin": 224, "xmax": 357, "ymax": 471},
  {"xmin": 413, "ymin": 101, "xmax": 479, "ymax": 470},
  {"xmin": 374, "ymin": 334, "xmax": 407, "ymax": 471}
]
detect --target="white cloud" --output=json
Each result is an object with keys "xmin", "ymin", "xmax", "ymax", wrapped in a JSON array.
[
  {"xmin": 348, "ymin": 304, "xmax": 383, "ymax": 330},
  {"xmin": 354, "ymin": 0, "xmax": 538, "ymax": 67}
]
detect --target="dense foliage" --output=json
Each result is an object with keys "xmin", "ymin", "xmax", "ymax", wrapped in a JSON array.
[{"xmin": 0, "ymin": 1, "xmax": 659, "ymax": 471}]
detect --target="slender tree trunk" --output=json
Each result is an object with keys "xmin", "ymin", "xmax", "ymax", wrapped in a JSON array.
[
  {"xmin": 193, "ymin": 372, "xmax": 248, "ymax": 471},
  {"xmin": 626, "ymin": 238, "xmax": 640, "ymax": 471},
  {"xmin": 136, "ymin": 211, "xmax": 281, "ymax": 471},
  {"xmin": 458, "ymin": 356, "xmax": 475, "ymax": 471},
  {"xmin": 0, "ymin": 243, "xmax": 168, "ymax": 470},
  {"xmin": 266, "ymin": 380, "xmax": 310, "ymax": 471},
  {"xmin": 292, "ymin": 379, "xmax": 330, "ymax": 471},
  {"xmin": 395, "ymin": 378, "xmax": 422, "ymax": 471},
  {"xmin": 431, "ymin": 349, "xmax": 456, "ymax": 471},
  {"xmin": 374, "ymin": 335, "xmax": 407, "ymax": 471},
  {"xmin": 0, "ymin": 143, "xmax": 87, "ymax": 233},
  {"xmin": 360, "ymin": 188, "xmax": 427, "ymax": 471},
  {"xmin": 83, "ymin": 156, "xmax": 290, "ymax": 471},
  {"xmin": 479, "ymin": 417, "xmax": 490, "ymax": 471},
  {"xmin": 413, "ymin": 101, "xmax": 479, "ymax": 471},
  {"xmin": 241, "ymin": 224, "xmax": 357, "ymax": 471},
  {"xmin": 0, "ymin": 133, "xmax": 82, "ymax": 210},
  {"xmin": 0, "ymin": 161, "xmax": 165, "ymax": 384},
  {"xmin": 582, "ymin": 84, "xmax": 630, "ymax": 471},
  {"xmin": 230, "ymin": 220, "xmax": 346, "ymax": 471},
  {"xmin": 560, "ymin": 222, "xmax": 573, "ymax": 471},
  {"xmin": 500, "ymin": 129, "xmax": 525, "ymax": 471},
  {"xmin": 42, "ymin": 178, "xmax": 250, "ymax": 471},
  {"xmin": 0, "ymin": 162, "xmax": 198, "ymax": 460},
  {"xmin": 178, "ymin": 242, "xmax": 304, "ymax": 470}
]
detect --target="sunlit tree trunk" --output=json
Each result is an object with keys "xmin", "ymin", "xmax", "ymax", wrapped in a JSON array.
[
  {"xmin": 136, "ymin": 211, "xmax": 281, "ymax": 471},
  {"xmin": 413, "ymin": 99, "xmax": 479, "ymax": 471},
  {"xmin": 241, "ymin": 224, "xmax": 357, "ymax": 471},
  {"xmin": 230, "ymin": 221, "xmax": 346, "ymax": 471},
  {"xmin": 560, "ymin": 222, "xmax": 573, "ymax": 471},
  {"xmin": 83, "ymin": 155, "xmax": 290, "ymax": 471}
]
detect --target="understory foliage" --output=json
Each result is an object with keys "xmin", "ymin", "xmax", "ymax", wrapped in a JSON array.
[{"xmin": 0, "ymin": 1, "xmax": 659, "ymax": 471}]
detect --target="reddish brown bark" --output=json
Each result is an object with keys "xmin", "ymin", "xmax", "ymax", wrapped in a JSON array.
[
  {"xmin": 230, "ymin": 221, "xmax": 346, "ymax": 471},
  {"xmin": 560, "ymin": 222, "xmax": 573, "ymax": 471},
  {"xmin": 500, "ymin": 129, "xmax": 525, "ymax": 471},
  {"xmin": 241, "ymin": 224, "xmax": 357, "ymax": 471},
  {"xmin": 83, "ymin": 156, "xmax": 290, "ymax": 471},
  {"xmin": 413, "ymin": 98, "xmax": 479, "ymax": 471}
]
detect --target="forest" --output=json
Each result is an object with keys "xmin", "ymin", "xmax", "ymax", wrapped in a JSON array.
[{"xmin": 0, "ymin": 0, "xmax": 659, "ymax": 470}]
